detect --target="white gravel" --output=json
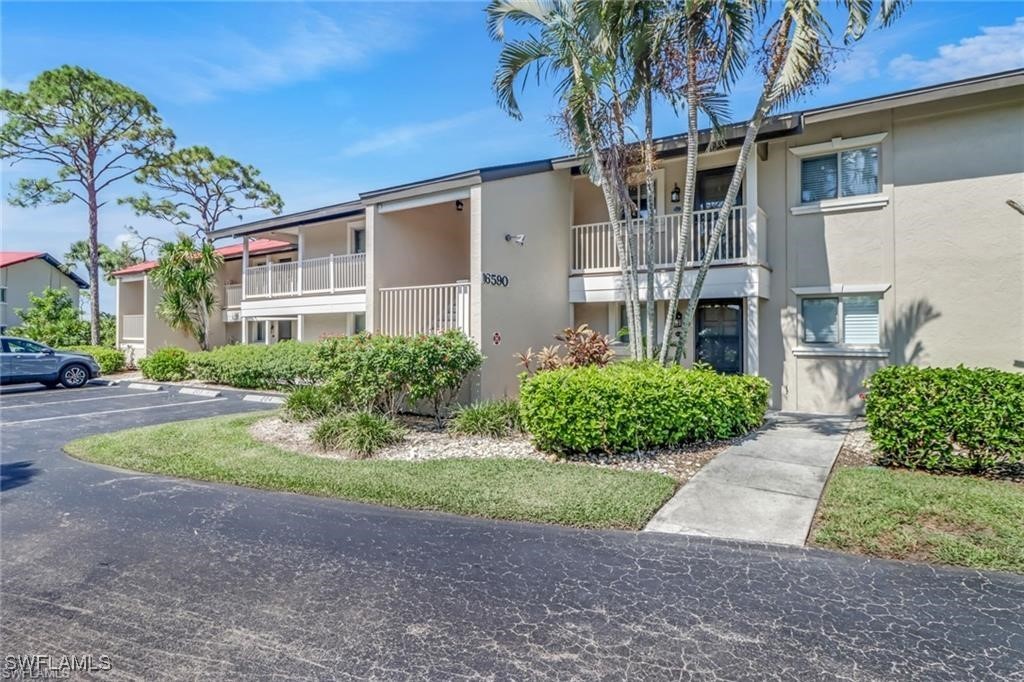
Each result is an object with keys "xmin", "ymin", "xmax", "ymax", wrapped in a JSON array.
[{"xmin": 248, "ymin": 415, "xmax": 734, "ymax": 483}]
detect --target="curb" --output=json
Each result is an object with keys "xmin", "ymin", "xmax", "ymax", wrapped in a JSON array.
[
  {"xmin": 243, "ymin": 394, "xmax": 285, "ymax": 405},
  {"xmin": 127, "ymin": 383, "xmax": 163, "ymax": 391},
  {"xmin": 179, "ymin": 387, "xmax": 222, "ymax": 398}
]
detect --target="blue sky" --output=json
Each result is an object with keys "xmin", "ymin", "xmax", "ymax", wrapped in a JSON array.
[{"xmin": 2, "ymin": 1, "xmax": 1023, "ymax": 311}]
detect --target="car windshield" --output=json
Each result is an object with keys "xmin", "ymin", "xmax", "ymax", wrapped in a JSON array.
[{"xmin": 4, "ymin": 338, "xmax": 49, "ymax": 353}]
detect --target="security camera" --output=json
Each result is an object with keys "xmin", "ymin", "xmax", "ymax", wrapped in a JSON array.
[{"xmin": 504, "ymin": 233, "xmax": 526, "ymax": 247}]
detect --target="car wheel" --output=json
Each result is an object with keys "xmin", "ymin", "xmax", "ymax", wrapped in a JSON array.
[{"xmin": 59, "ymin": 363, "xmax": 90, "ymax": 388}]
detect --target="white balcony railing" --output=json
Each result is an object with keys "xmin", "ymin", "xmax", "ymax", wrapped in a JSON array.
[
  {"xmin": 121, "ymin": 314, "xmax": 144, "ymax": 341},
  {"xmin": 379, "ymin": 282, "xmax": 470, "ymax": 337},
  {"xmin": 224, "ymin": 284, "xmax": 242, "ymax": 308},
  {"xmin": 570, "ymin": 206, "xmax": 751, "ymax": 274},
  {"xmin": 244, "ymin": 253, "xmax": 365, "ymax": 299}
]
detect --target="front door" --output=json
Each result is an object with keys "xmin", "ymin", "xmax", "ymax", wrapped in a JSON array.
[{"xmin": 695, "ymin": 300, "xmax": 743, "ymax": 374}]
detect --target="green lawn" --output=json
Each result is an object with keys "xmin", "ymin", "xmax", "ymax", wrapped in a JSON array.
[
  {"xmin": 65, "ymin": 413, "xmax": 677, "ymax": 530},
  {"xmin": 812, "ymin": 467, "xmax": 1024, "ymax": 574}
]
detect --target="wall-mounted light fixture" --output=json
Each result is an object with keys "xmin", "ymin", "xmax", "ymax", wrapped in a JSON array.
[
  {"xmin": 455, "ymin": 200, "xmax": 464, "ymax": 211},
  {"xmin": 670, "ymin": 183, "xmax": 681, "ymax": 203},
  {"xmin": 504, "ymin": 233, "xmax": 526, "ymax": 247}
]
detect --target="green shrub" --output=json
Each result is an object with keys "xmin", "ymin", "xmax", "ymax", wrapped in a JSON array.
[
  {"xmin": 139, "ymin": 347, "xmax": 191, "ymax": 381},
  {"xmin": 408, "ymin": 332, "xmax": 485, "ymax": 422},
  {"xmin": 311, "ymin": 412, "xmax": 406, "ymax": 458},
  {"xmin": 188, "ymin": 342, "xmax": 322, "ymax": 389},
  {"xmin": 519, "ymin": 362, "xmax": 770, "ymax": 454},
  {"xmin": 316, "ymin": 331, "xmax": 483, "ymax": 420},
  {"xmin": 865, "ymin": 365, "xmax": 1024, "ymax": 473},
  {"xmin": 449, "ymin": 399, "xmax": 522, "ymax": 438},
  {"xmin": 283, "ymin": 386, "xmax": 339, "ymax": 422},
  {"xmin": 61, "ymin": 345, "xmax": 126, "ymax": 374}
]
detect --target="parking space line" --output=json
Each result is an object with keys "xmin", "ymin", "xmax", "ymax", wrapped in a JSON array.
[
  {"xmin": 1, "ymin": 391, "xmax": 169, "ymax": 410},
  {"xmin": 2, "ymin": 397, "xmax": 227, "ymax": 425},
  {"xmin": 0, "ymin": 384, "xmax": 113, "ymax": 401}
]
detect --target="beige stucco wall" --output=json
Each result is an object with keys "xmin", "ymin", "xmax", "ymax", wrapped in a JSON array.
[
  {"xmin": 756, "ymin": 85, "xmax": 1024, "ymax": 413},
  {"xmin": 474, "ymin": 170, "xmax": 572, "ymax": 399},
  {"xmin": 301, "ymin": 217, "xmax": 364, "ymax": 259},
  {"xmin": 301, "ymin": 312, "xmax": 353, "ymax": 340},
  {"xmin": 367, "ymin": 199, "xmax": 471, "ymax": 330},
  {"xmin": 1, "ymin": 258, "xmax": 83, "ymax": 330}
]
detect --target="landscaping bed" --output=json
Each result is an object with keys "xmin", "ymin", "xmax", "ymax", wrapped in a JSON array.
[
  {"xmin": 250, "ymin": 414, "xmax": 731, "ymax": 483},
  {"xmin": 65, "ymin": 413, "xmax": 678, "ymax": 530}
]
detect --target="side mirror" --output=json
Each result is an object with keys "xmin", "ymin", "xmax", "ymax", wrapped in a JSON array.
[{"xmin": 42, "ymin": 348, "xmax": 55, "ymax": 355}]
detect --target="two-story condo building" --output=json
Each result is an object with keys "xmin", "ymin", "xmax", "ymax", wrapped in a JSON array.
[{"xmin": 115, "ymin": 70, "xmax": 1024, "ymax": 414}]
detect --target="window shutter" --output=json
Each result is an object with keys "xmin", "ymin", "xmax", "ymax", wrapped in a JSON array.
[
  {"xmin": 843, "ymin": 296, "xmax": 880, "ymax": 345},
  {"xmin": 840, "ymin": 147, "xmax": 879, "ymax": 197},
  {"xmin": 802, "ymin": 298, "xmax": 839, "ymax": 343},
  {"xmin": 800, "ymin": 155, "xmax": 838, "ymax": 203}
]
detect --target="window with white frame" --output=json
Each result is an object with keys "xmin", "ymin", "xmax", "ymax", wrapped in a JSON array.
[
  {"xmin": 800, "ymin": 145, "xmax": 879, "ymax": 203},
  {"xmin": 801, "ymin": 295, "xmax": 880, "ymax": 346}
]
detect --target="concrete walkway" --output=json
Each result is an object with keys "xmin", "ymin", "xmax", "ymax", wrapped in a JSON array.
[{"xmin": 646, "ymin": 413, "xmax": 849, "ymax": 545}]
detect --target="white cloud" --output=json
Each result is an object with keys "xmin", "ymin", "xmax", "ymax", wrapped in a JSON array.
[
  {"xmin": 889, "ymin": 17, "xmax": 1024, "ymax": 83},
  {"xmin": 831, "ymin": 49, "xmax": 881, "ymax": 85},
  {"xmin": 148, "ymin": 6, "xmax": 415, "ymax": 102},
  {"xmin": 341, "ymin": 110, "xmax": 491, "ymax": 158}
]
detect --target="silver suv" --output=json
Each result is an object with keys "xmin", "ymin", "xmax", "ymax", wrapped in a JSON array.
[{"xmin": 0, "ymin": 336, "xmax": 102, "ymax": 389}]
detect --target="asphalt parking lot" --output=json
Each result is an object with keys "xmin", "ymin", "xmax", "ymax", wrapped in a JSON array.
[
  {"xmin": 2, "ymin": 380, "xmax": 1022, "ymax": 680},
  {"xmin": 0, "ymin": 380, "xmax": 275, "ymax": 438}
]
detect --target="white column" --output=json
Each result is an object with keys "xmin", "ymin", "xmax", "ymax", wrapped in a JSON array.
[
  {"xmin": 241, "ymin": 237, "xmax": 250, "ymax": 300},
  {"xmin": 265, "ymin": 321, "xmax": 272, "ymax": 345},
  {"xmin": 242, "ymin": 318, "xmax": 249, "ymax": 344},
  {"xmin": 115, "ymin": 277, "xmax": 122, "ymax": 346},
  {"xmin": 745, "ymin": 148, "xmax": 759, "ymax": 265},
  {"xmin": 297, "ymin": 314, "xmax": 305, "ymax": 342},
  {"xmin": 297, "ymin": 232, "xmax": 304, "ymax": 295},
  {"xmin": 745, "ymin": 296, "xmax": 759, "ymax": 376}
]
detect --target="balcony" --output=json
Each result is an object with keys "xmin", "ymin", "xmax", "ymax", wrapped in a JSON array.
[
  {"xmin": 243, "ymin": 253, "xmax": 366, "ymax": 299},
  {"xmin": 378, "ymin": 282, "xmax": 470, "ymax": 337},
  {"xmin": 224, "ymin": 284, "xmax": 242, "ymax": 308},
  {"xmin": 570, "ymin": 206, "xmax": 761, "ymax": 274}
]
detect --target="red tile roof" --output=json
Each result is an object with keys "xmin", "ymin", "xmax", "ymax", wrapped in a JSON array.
[
  {"xmin": 112, "ymin": 239, "xmax": 293, "ymax": 277},
  {"xmin": 0, "ymin": 251, "xmax": 45, "ymax": 268}
]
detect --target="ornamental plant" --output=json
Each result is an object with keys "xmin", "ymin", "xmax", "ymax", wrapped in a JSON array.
[
  {"xmin": 520, "ymin": 362, "xmax": 769, "ymax": 455},
  {"xmin": 865, "ymin": 365, "xmax": 1024, "ymax": 473}
]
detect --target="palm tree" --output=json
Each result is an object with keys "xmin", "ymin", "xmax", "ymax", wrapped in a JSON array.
[
  {"xmin": 655, "ymin": 0, "xmax": 752, "ymax": 363},
  {"xmin": 488, "ymin": 0, "xmax": 648, "ymax": 358},
  {"xmin": 667, "ymin": 0, "xmax": 909, "ymax": 363},
  {"xmin": 150, "ymin": 235, "xmax": 223, "ymax": 350}
]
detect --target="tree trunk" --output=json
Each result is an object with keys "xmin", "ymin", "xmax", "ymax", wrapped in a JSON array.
[
  {"xmin": 643, "ymin": 88, "xmax": 657, "ymax": 361},
  {"xmin": 674, "ymin": 93, "xmax": 775, "ymax": 360},
  {"xmin": 672, "ymin": 16, "xmax": 792, "ymax": 360},
  {"xmin": 87, "ymin": 184, "xmax": 101, "ymax": 346},
  {"xmin": 659, "ymin": 48, "xmax": 700, "ymax": 365}
]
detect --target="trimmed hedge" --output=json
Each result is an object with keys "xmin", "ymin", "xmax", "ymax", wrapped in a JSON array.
[
  {"xmin": 61, "ymin": 345, "xmax": 126, "ymax": 374},
  {"xmin": 139, "ymin": 347, "xmax": 190, "ymax": 381},
  {"xmin": 188, "ymin": 342, "xmax": 322, "ymax": 390},
  {"xmin": 865, "ymin": 365, "xmax": 1024, "ymax": 473},
  {"xmin": 520, "ymin": 363, "xmax": 770, "ymax": 454}
]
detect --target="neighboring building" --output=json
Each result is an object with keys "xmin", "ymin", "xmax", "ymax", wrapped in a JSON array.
[
  {"xmin": 118, "ymin": 70, "xmax": 1024, "ymax": 413},
  {"xmin": 111, "ymin": 239, "xmax": 291, "ymax": 361},
  {"xmin": 0, "ymin": 251, "xmax": 88, "ymax": 332}
]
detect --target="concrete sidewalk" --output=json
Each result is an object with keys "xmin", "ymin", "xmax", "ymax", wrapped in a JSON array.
[{"xmin": 645, "ymin": 413, "xmax": 849, "ymax": 546}]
